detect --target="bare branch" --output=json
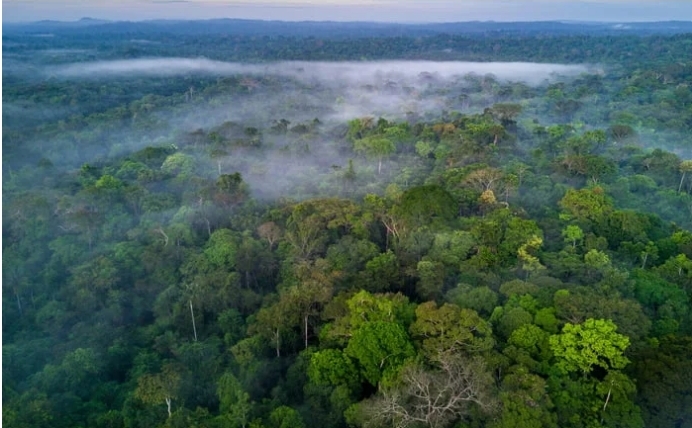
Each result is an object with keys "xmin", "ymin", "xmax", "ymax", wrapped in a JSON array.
[{"xmin": 360, "ymin": 355, "xmax": 497, "ymax": 428}]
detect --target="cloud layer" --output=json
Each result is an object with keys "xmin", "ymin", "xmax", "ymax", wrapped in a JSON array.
[{"xmin": 50, "ymin": 58, "xmax": 592, "ymax": 86}]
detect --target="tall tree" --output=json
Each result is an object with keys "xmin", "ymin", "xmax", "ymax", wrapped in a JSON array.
[
  {"xmin": 355, "ymin": 355, "xmax": 497, "ymax": 428},
  {"xmin": 354, "ymin": 136, "xmax": 395, "ymax": 175},
  {"xmin": 134, "ymin": 364, "xmax": 181, "ymax": 418}
]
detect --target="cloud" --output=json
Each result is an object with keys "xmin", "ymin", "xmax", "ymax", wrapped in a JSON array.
[
  {"xmin": 47, "ymin": 58, "xmax": 597, "ymax": 127},
  {"xmin": 49, "ymin": 58, "xmax": 592, "ymax": 86}
]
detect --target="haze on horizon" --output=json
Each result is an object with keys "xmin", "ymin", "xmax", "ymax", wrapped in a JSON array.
[{"xmin": 3, "ymin": 0, "xmax": 692, "ymax": 23}]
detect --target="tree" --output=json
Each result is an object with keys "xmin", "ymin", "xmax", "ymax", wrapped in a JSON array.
[
  {"xmin": 395, "ymin": 185, "xmax": 457, "ymax": 229},
  {"xmin": 250, "ymin": 298, "xmax": 294, "ymax": 357},
  {"xmin": 488, "ymin": 103, "xmax": 523, "ymax": 126},
  {"xmin": 631, "ymin": 269, "xmax": 688, "ymax": 335},
  {"xmin": 268, "ymin": 406, "xmax": 305, "ymax": 428},
  {"xmin": 287, "ymin": 258, "xmax": 339, "ymax": 349},
  {"xmin": 679, "ymin": 160, "xmax": 692, "ymax": 193},
  {"xmin": 354, "ymin": 136, "xmax": 395, "ymax": 174},
  {"xmin": 361, "ymin": 250, "xmax": 401, "ymax": 292},
  {"xmin": 633, "ymin": 336, "xmax": 692, "ymax": 428},
  {"xmin": 257, "ymin": 221, "xmax": 282, "ymax": 250},
  {"xmin": 464, "ymin": 120, "xmax": 507, "ymax": 147},
  {"xmin": 134, "ymin": 364, "xmax": 181, "ymax": 418},
  {"xmin": 517, "ymin": 235, "xmax": 546, "ymax": 278},
  {"xmin": 344, "ymin": 321, "xmax": 415, "ymax": 386},
  {"xmin": 308, "ymin": 349, "xmax": 359, "ymax": 390},
  {"xmin": 415, "ymin": 259, "xmax": 445, "ymax": 300},
  {"xmin": 608, "ymin": 124, "xmax": 637, "ymax": 143},
  {"xmin": 504, "ymin": 324, "xmax": 552, "ymax": 372},
  {"xmin": 463, "ymin": 167, "xmax": 503, "ymax": 194},
  {"xmin": 355, "ymin": 355, "xmax": 496, "ymax": 428},
  {"xmin": 445, "ymin": 284, "xmax": 498, "ymax": 317},
  {"xmin": 549, "ymin": 318, "xmax": 630, "ymax": 376},
  {"xmin": 559, "ymin": 186, "xmax": 613, "ymax": 225},
  {"xmin": 218, "ymin": 371, "xmax": 253, "ymax": 428},
  {"xmin": 215, "ymin": 172, "xmax": 249, "ymax": 208},
  {"xmin": 409, "ymin": 302, "xmax": 494, "ymax": 358},
  {"xmin": 548, "ymin": 370, "xmax": 643, "ymax": 428},
  {"xmin": 427, "ymin": 230, "xmax": 475, "ymax": 268},
  {"xmin": 347, "ymin": 117, "xmax": 376, "ymax": 141},
  {"xmin": 324, "ymin": 290, "xmax": 415, "ymax": 345},
  {"xmin": 284, "ymin": 205, "xmax": 328, "ymax": 261},
  {"xmin": 584, "ymin": 249, "xmax": 612, "ymax": 280},
  {"xmin": 161, "ymin": 152, "xmax": 196, "ymax": 178},
  {"xmin": 490, "ymin": 366, "xmax": 557, "ymax": 428},
  {"xmin": 363, "ymin": 193, "xmax": 406, "ymax": 249},
  {"xmin": 562, "ymin": 225, "xmax": 584, "ymax": 249},
  {"xmin": 639, "ymin": 241, "xmax": 659, "ymax": 269}
]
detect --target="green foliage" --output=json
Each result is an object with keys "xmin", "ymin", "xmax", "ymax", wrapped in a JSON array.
[
  {"xmin": 415, "ymin": 259, "xmax": 446, "ymax": 300},
  {"xmin": 562, "ymin": 225, "xmax": 584, "ymax": 248},
  {"xmin": 633, "ymin": 337, "xmax": 692, "ymax": 428},
  {"xmin": 308, "ymin": 349, "xmax": 359, "ymax": 389},
  {"xmin": 268, "ymin": 406, "xmax": 305, "ymax": 428},
  {"xmin": 217, "ymin": 372, "xmax": 253, "ymax": 428},
  {"xmin": 354, "ymin": 136, "xmax": 395, "ymax": 174},
  {"xmin": 491, "ymin": 366, "xmax": 557, "ymax": 428},
  {"xmin": 559, "ymin": 186, "xmax": 613, "ymax": 224},
  {"xmin": 203, "ymin": 229, "xmax": 240, "ymax": 270},
  {"xmin": 446, "ymin": 283, "xmax": 499, "ymax": 317},
  {"xmin": 549, "ymin": 318, "xmax": 630, "ymax": 375},
  {"xmin": 4, "ymin": 26, "xmax": 692, "ymax": 428},
  {"xmin": 548, "ymin": 370, "xmax": 643, "ymax": 428},
  {"xmin": 361, "ymin": 250, "xmax": 401, "ymax": 292},
  {"xmin": 161, "ymin": 152, "xmax": 196, "ymax": 177},
  {"xmin": 134, "ymin": 364, "xmax": 181, "ymax": 417},
  {"xmin": 395, "ymin": 185, "xmax": 457, "ymax": 228},
  {"xmin": 325, "ymin": 290, "xmax": 415, "ymax": 343},
  {"xmin": 410, "ymin": 302, "xmax": 495, "ymax": 357},
  {"xmin": 344, "ymin": 321, "xmax": 415, "ymax": 386}
]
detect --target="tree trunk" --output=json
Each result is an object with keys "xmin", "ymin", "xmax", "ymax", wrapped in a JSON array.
[
  {"xmin": 600, "ymin": 381, "xmax": 614, "ymax": 424},
  {"xmin": 274, "ymin": 328, "xmax": 281, "ymax": 357},
  {"xmin": 14, "ymin": 289, "xmax": 22, "ymax": 316},
  {"xmin": 603, "ymin": 383, "xmax": 613, "ymax": 412},
  {"xmin": 156, "ymin": 227, "xmax": 169, "ymax": 246},
  {"xmin": 165, "ymin": 397, "xmax": 172, "ymax": 418},
  {"xmin": 679, "ymin": 171, "xmax": 686, "ymax": 193},
  {"xmin": 189, "ymin": 300, "xmax": 198, "ymax": 342},
  {"xmin": 304, "ymin": 315, "xmax": 309, "ymax": 350},
  {"xmin": 378, "ymin": 158, "xmax": 382, "ymax": 175}
]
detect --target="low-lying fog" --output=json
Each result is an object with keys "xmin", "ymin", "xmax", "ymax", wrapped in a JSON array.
[
  {"xmin": 41, "ymin": 58, "xmax": 597, "ymax": 129},
  {"xmin": 7, "ymin": 57, "xmax": 609, "ymax": 199},
  {"xmin": 49, "ymin": 58, "xmax": 593, "ymax": 86}
]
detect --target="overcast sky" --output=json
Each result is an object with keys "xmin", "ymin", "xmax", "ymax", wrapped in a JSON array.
[{"xmin": 3, "ymin": 0, "xmax": 692, "ymax": 23}]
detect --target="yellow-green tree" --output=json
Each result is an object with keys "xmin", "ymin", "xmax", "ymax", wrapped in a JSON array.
[{"xmin": 134, "ymin": 364, "xmax": 181, "ymax": 418}]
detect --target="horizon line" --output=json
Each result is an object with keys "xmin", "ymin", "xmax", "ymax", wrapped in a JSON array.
[{"xmin": 5, "ymin": 16, "xmax": 692, "ymax": 24}]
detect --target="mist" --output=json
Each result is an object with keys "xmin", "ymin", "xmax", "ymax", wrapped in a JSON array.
[
  {"xmin": 49, "ymin": 58, "xmax": 593, "ymax": 86},
  {"xmin": 45, "ymin": 58, "xmax": 597, "ymax": 133},
  {"xmin": 6, "ymin": 56, "xmax": 608, "ymax": 202}
]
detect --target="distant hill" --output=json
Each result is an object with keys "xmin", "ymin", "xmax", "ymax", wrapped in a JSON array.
[{"xmin": 4, "ymin": 18, "xmax": 692, "ymax": 38}]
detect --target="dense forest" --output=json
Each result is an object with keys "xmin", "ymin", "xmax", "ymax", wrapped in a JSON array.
[{"xmin": 3, "ymin": 20, "xmax": 692, "ymax": 428}]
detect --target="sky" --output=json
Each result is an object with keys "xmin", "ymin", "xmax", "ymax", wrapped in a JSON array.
[{"xmin": 3, "ymin": 0, "xmax": 692, "ymax": 23}]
